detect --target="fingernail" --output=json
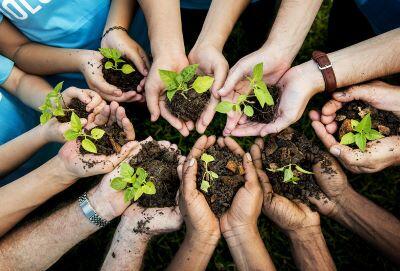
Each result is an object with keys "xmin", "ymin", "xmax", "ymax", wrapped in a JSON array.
[
  {"xmin": 114, "ymin": 90, "xmax": 122, "ymax": 96},
  {"xmin": 335, "ymin": 92, "xmax": 345, "ymax": 97},
  {"xmin": 246, "ymin": 153, "xmax": 252, "ymax": 161},
  {"xmin": 330, "ymin": 146, "xmax": 341, "ymax": 156},
  {"xmin": 189, "ymin": 158, "xmax": 195, "ymax": 167}
]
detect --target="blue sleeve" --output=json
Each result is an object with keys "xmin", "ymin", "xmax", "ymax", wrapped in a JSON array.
[
  {"xmin": 0, "ymin": 13, "xmax": 3, "ymax": 23},
  {"xmin": 0, "ymin": 55, "xmax": 15, "ymax": 85}
]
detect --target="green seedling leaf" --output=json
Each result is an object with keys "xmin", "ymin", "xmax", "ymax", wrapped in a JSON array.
[
  {"xmin": 134, "ymin": 187, "xmax": 144, "ymax": 201},
  {"xmin": 53, "ymin": 108, "xmax": 65, "ymax": 117},
  {"xmin": 237, "ymin": 94, "xmax": 247, "ymax": 104},
  {"xmin": 105, "ymin": 61, "xmax": 113, "ymax": 69},
  {"xmin": 121, "ymin": 64, "xmax": 135, "ymax": 74},
  {"xmin": 124, "ymin": 187, "xmax": 135, "ymax": 202},
  {"xmin": 159, "ymin": 70, "xmax": 178, "ymax": 90},
  {"xmin": 167, "ymin": 89, "xmax": 178, "ymax": 101},
  {"xmin": 181, "ymin": 64, "xmax": 198, "ymax": 82},
  {"xmin": 192, "ymin": 76, "xmax": 214, "ymax": 94},
  {"xmin": 135, "ymin": 167, "xmax": 148, "ymax": 183},
  {"xmin": 120, "ymin": 162, "xmax": 134, "ymax": 178},
  {"xmin": 244, "ymin": 105, "xmax": 254, "ymax": 117},
  {"xmin": 64, "ymin": 129, "xmax": 79, "ymax": 141},
  {"xmin": 91, "ymin": 128, "xmax": 105, "ymax": 140},
  {"xmin": 110, "ymin": 48, "xmax": 122, "ymax": 61},
  {"xmin": 216, "ymin": 101, "xmax": 234, "ymax": 113},
  {"xmin": 53, "ymin": 81, "xmax": 64, "ymax": 94},
  {"xmin": 176, "ymin": 74, "xmax": 184, "ymax": 84},
  {"xmin": 201, "ymin": 153, "xmax": 215, "ymax": 163},
  {"xmin": 351, "ymin": 119, "xmax": 360, "ymax": 129},
  {"xmin": 295, "ymin": 165, "xmax": 314, "ymax": 175},
  {"xmin": 253, "ymin": 63, "xmax": 264, "ymax": 81},
  {"xmin": 142, "ymin": 181, "xmax": 156, "ymax": 195},
  {"xmin": 365, "ymin": 129, "xmax": 384, "ymax": 141},
  {"xmin": 354, "ymin": 133, "xmax": 367, "ymax": 151},
  {"xmin": 255, "ymin": 81, "xmax": 274, "ymax": 106},
  {"xmin": 355, "ymin": 113, "xmax": 371, "ymax": 133},
  {"xmin": 82, "ymin": 138, "xmax": 97, "ymax": 153},
  {"xmin": 70, "ymin": 112, "xmax": 82, "ymax": 132},
  {"xmin": 99, "ymin": 48, "xmax": 113, "ymax": 59},
  {"xmin": 209, "ymin": 171, "xmax": 219, "ymax": 179},
  {"xmin": 110, "ymin": 177, "xmax": 127, "ymax": 190},
  {"xmin": 290, "ymin": 176, "xmax": 300, "ymax": 184},
  {"xmin": 340, "ymin": 132, "xmax": 355, "ymax": 145},
  {"xmin": 40, "ymin": 112, "xmax": 52, "ymax": 125},
  {"xmin": 200, "ymin": 180, "xmax": 210, "ymax": 192},
  {"xmin": 283, "ymin": 167, "xmax": 294, "ymax": 183}
]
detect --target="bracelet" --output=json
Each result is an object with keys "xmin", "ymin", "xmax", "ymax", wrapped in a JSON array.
[
  {"xmin": 102, "ymin": 26, "xmax": 128, "ymax": 39},
  {"xmin": 311, "ymin": 51, "xmax": 337, "ymax": 94},
  {"xmin": 78, "ymin": 192, "xmax": 109, "ymax": 228}
]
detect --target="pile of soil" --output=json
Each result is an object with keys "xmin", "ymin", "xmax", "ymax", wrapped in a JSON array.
[
  {"xmin": 129, "ymin": 140, "xmax": 180, "ymax": 208},
  {"xmin": 56, "ymin": 98, "xmax": 89, "ymax": 123},
  {"xmin": 102, "ymin": 57, "xmax": 144, "ymax": 92},
  {"xmin": 335, "ymin": 101, "xmax": 400, "ymax": 138},
  {"xmin": 197, "ymin": 145, "xmax": 245, "ymax": 217},
  {"xmin": 248, "ymin": 85, "xmax": 279, "ymax": 124},
  {"xmin": 166, "ymin": 77, "xmax": 210, "ymax": 122},
  {"xmin": 261, "ymin": 128, "xmax": 333, "ymax": 206},
  {"xmin": 80, "ymin": 123, "xmax": 128, "ymax": 156}
]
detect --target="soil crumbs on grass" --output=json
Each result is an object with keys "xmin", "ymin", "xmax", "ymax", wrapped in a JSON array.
[
  {"xmin": 56, "ymin": 98, "xmax": 89, "ymax": 123},
  {"xmin": 248, "ymin": 85, "xmax": 279, "ymax": 124},
  {"xmin": 197, "ymin": 145, "xmax": 245, "ymax": 217},
  {"xmin": 129, "ymin": 140, "xmax": 180, "ymax": 208},
  {"xmin": 261, "ymin": 128, "xmax": 332, "ymax": 207},
  {"xmin": 102, "ymin": 57, "xmax": 144, "ymax": 92}
]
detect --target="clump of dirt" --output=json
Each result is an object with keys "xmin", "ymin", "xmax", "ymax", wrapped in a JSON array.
[
  {"xmin": 335, "ymin": 101, "xmax": 400, "ymax": 138},
  {"xmin": 80, "ymin": 123, "xmax": 128, "ymax": 156},
  {"xmin": 56, "ymin": 98, "xmax": 89, "ymax": 123},
  {"xmin": 197, "ymin": 145, "xmax": 245, "ymax": 217},
  {"xmin": 129, "ymin": 140, "xmax": 180, "ymax": 208},
  {"xmin": 248, "ymin": 85, "xmax": 279, "ymax": 124},
  {"xmin": 102, "ymin": 57, "xmax": 144, "ymax": 92},
  {"xmin": 166, "ymin": 77, "xmax": 210, "ymax": 122},
  {"xmin": 261, "ymin": 128, "xmax": 333, "ymax": 207}
]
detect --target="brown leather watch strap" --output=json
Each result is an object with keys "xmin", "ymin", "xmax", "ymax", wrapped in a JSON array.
[{"xmin": 312, "ymin": 51, "xmax": 337, "ymax": 93}]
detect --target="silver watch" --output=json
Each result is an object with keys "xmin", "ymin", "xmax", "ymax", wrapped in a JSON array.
[{"xmin": 78, "ymin": 192, "xmax": 109, "ymax": 228}]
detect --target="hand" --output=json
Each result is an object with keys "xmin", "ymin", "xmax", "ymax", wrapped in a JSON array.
[
  {"xmin": 218, "ymin": 47, "xmax": 290, "ymax": 97},
  {"xmin": 41, "ymin": 117, "xmax": 87, "ymax": 143},
  {"xmin": 145, "ymin": 54, "xmax": 194, "ymax": 136},
  {"xmin": 188, "ymin": 44, "xmax": 228, "ymax": 133}
]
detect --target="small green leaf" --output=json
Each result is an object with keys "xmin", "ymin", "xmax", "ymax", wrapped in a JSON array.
[
  {"xmin": 104, "ymin": 61, "xmax": 113, "ymax": 69},
  {"xmin": 209, "ymin": 171, "xmax": 218, "ymax": 179},
  {"xmin": 354, "ymin": 133, "xmax": 367, "ymax": 151},
  {"xmin": 351, "ymin": 119, "xmax": 360, "ymax": 130},
  {"xmin": 340, "ymin": 132, "xmax": 355, "ymax": 145},
  {"xmin": 355, "ymin": 113, "xmax": 371, "ymax": 133},
  {"xmin": 215, "ymin": 101, "xmax": 234, "ymax": 113},
  {"xmin": 124, "ymin": 187, "xmax": 135, "ymax": 202},
  {"xmin": 192, "ymin": 76, "xmax": 214, "ymax": 94},
  {"xmin": 82, "ymin": 138, "xmax": 97, "ymax": 153},
  {"xmin": 283, "ymin": 167, "xmax": 294, "ymax": 183},
  {"xmin": 40, "ymin": 112, "xmax": 52, "ymax": 125},
  {"xmin": 290, "ymin": 176, "xmax": 300, "ymax": 184},
  {"xmin": 99, "ymin": 48, "xmax": 113, "ymax": 59},
  {"xmin": 70, "ymin": 112, "xmax": 82, "ymax": 132},
  {"xmin": 200, "ymin": 180, "xmax": 210, "ymax": 192},
  {"xmin": 233, "ymin": 104, "xmax": 241, "ymax": 112},
  {"xmin": 142, "ymin": 181, "xmax": 156, "ymax": 195},
  {"xmin": 254, "ymin": 81, "xmax": 274, "ymax": 106},
  {"xmin": 121, "ymin": 64, "xmax": 135, "ymax": 74},
  {"xmin": 53, "ymin": 81, "xmax": 64, "ymax": 94},
  {"xmin": 159, "ymin": 70, "xmax": 178, "ymax": 90},
  {"xmin": 244, "ymin": 105, "xmax": 254, "ymax": 117},
  {"xmin": 135, "ymin": 167, "xmax": 148, "ymax": 183},
  {"xmin": 176, "ymin": 74, "xmax": 184, "ymax": 84},
  {"xmin": 110, "ymin": 177, "xmax": 127, "ymax": 190},
  {"xmin": 120, "ymin": 162, "xmax": 134, "ymax": 178},
  {"xmin": 53, "ymin": 108, "xmax": 65, "ymax": 117},
  {"xmin": 295, "ymin": 165, "xmax": 314, "ymax": 175},
  {"xmin": 365, "ymin": 129, "xmax": 384, "ymax": 141},
  {"xmin": 237, "ymin": 94, "xmax": 247, "ymax": 104},
  {"xmin": 180, "ymin": 64, "xmax": 198, "ymax": 82},
  {"xmin": 110, "ymin": 48, "xmax": 122, "ymax": 61},
  {"xmin": 253, "ymin": 63, "xmax": 264, "ymax": 81},
  {"xmin": 201, "ymin": 153, "xmax": 215, "ymax": 163},
  {"xmin": 134, "ymin": 187, "xmax": 144, "ymax": 201},
  {"xmin": 167, "ymin": 89, "xmax": 177, "ymax": 101},
  {"xmin": 91, "ymin": 128, "xmax": 105, "ymax": 140},
  {"xmin": 64, "ymin": 129, "xmax": 79, "ymax": 141}
]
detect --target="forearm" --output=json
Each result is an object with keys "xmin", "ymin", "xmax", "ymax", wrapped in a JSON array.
[
  {"xmin": 332, "ymin": 187, "xmax": 400, "ymax": 264},
  {"xmin": 0, "ymin": 125, "xmax": 49, "ymax": 177},
  {"xmin": 224, "ymin": 226, "xmax": 276, "ymax": 271},
  {"xmin": 0, "ymin": 157, "xmax": 76, "ymax": 236},
  {"xmin": 288, "ymin": 227, "xmax": 336, "ymax": 271},
  {"xmin": 104, "ymin": 0, "xmax": 135, "ymax": 31},
  {"xmin": 138, "ymin": 0, "xmax": 184, "ymax": 58},
  {"xmin": 194, "ymin": 0, "xmax": 250, "ymax": 51},
  {"xmin": 167, "ymin": 231, "xmax": 220, "ymax": 271}
]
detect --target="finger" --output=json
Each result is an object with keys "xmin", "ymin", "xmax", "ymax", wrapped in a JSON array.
[
  {"xmin": 257, "ymin": 169, "xmax": 272, "ymax": 196},
  {"xmin": 255, "ymin": 138, "xmax": 264, "ymax": 150},
  {"xmin": 231, "ymin": 122, "xmax": 265, "ymax": 137},
  {"xmin": 321, "ymin": 113, "xmax": 336, "ymax": 125},
  {"xmin": 321, "ymin": 100, "xmax": 343, "ymax": 116},
  {"xmin": 108, "ymin": 101, "xmax": 119, "ymax": 125},
  {"xmin": 328, "ymin": 144, "xmax": 367, "ymax": 167},
  {"xmin": 186, "ymin": 120, "xmax": 195, "ymax": 131},
  {"xmin": 85, "ymin": 90, "xmax": 103, "ymax": 111},
  {"xmin": 196, "ymin": 97, "xmax": 218, "ymax": 134},
  {"xmin": 309, "ymin": 110, "xmax": 321, "ymax": 121},
  {"xmin": 125, "ymin": 47, "xmax": 149, "ymax": 76},
  {"xmin": 93, "ymin": 104, "xmax": 110, "ymax": 126},
  {"xmin": 260, "ymin": 118, "xmax": 291, "ymax": 137},
  {"xmin": 238, "ymin": 115, "xmax": 247, "ymax": 125},
  {"xmin": 243, "ymin": 153, "xmax": 259, "ymax": 190},
  {"xmin": 91, "ymin": 76, "xmax": 122, "ymax": 96},
  {"xmin": 333, "ymin": 85, "xmax": 376, "ymax": 103},
  {"xmin": 223, "ymin": 110, "xmax": 242, "ymax": 136},
  {"xmin": 311, "ymin": 121, "xmax": 338, "ymax": 148},
  {"xmin": 122, "ymin": 118, "xmax": 135, "ymax": 140},
  {"xmin": 116, "ymin": 106, "xmax": 126, "ymax": 127},
  {"xmin": 250, "ymin": 143, "xmax": 263, "ymax": 170},
  {"xmin": 159, "ymin": 101, "xmax": 189, "ymax": 136},
  {"xmin": 93, "ymin": 100, "xmax": 107, "ymax": 116},
  {"xmin": 326, "ymin": 122, "xmax": 338, "ymax": 134},
  {"xmin": 219, "ymin": 63, "xmax": 248, "ymax": 96},
  {"xmin": 188, "ymin": 135, "xmax": 209, "ymax": 160},
  {"xmin": 223, "ymin": 137, "xmax": 245, "ymax": 156},
  {"xmin": 182, "ymin": 158, "xmax": 197, "ymax": 192},
  {"xmin": 108, "ymin": 141, "xmax": 139, "ymax": 165},
  {"xmin": 211, "ymin": 61, "xmax": 229, "ymax": 97},
  {"xmin": 145, "ymin": 86, "xmax": 161, "ymax": 122}
]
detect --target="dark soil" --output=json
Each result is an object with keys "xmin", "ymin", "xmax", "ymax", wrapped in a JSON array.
[
  {"xmin": 129, "ymin": 140, "xmax": 180, "ymax": 208},
  {"xmin": 101, "ymin": 57, "xmax": 144, "ymax": 92},
  {"xmin": 80, "ymin": 123, "xmax": 128, "ymax": 156},
  {"xmin": 56, "ymin": 98, "xmax": 89, "ymax": 123},
  {"xmin": 166, "ymin": 77, "xmax": 211, "ymax": 122},
  {"xmin": 248, "ymin": 85, "xmax": 279, "ymax": 123},
  {"xmin": 335, "ymin": 101, "xmax": 400, "ymax": 138},
  {"xmin": 196, "ymin": 145, "xmax": 245, "ymax": 217},
  {"xmin": 261, "ymin": 128, "xmax": 333, "ymax": 207}
]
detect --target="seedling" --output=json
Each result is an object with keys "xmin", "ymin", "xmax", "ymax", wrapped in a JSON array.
[
  {"xmin": 200, "ymin": 153, "xmax": 219, "ymax": 192},
  {"xmin": 99, "ymin": 48, "xmax": 135, "ymax": 75},
  {"xmin": 159, "ymin": 64, "xmax": 214, "ymax": 101},
  {"xmin": 216, "ymin": 63, "xmax": 274, "ymax": 117},
  {"xmin": 267, "ymin": 164, "xmax": 313, "ymax": 185},
  {"xmin": 39, "ymin": 81, "xmax": 71, "ymax": 124},
  {"xmin": 63, "ymin": 112, "xmax": 105, "ymax": 154},
  {"xmin": 340, "ymin": 113, "xmax": 384, "ymax": 151},
  {"xmin": 110, "ymin": 162, "xmax": 156, "ymax": 202}
]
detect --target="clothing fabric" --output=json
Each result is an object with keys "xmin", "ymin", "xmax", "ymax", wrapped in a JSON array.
[{"xmin": 0, "ymin": 54, "xmax": 13, "ymax": 84}]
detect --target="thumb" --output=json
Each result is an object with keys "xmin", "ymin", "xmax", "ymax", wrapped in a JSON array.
[
  {"xmin": 260, "ymin": 118, "xmax": 290, "ymax": 137},
  {"xmin": 329, "ymin": 144, "xmax": 363, "ymax": 166},
  {"xmin": 333, "ymin": 84, "xmax": 374, "ymax": 103},
  {"xmin": 219, "ymin": 63, "xmax": 248, "ymax": 96},
  {"xmin": 109, "ymin": 141, "xmax": 139, "ymax": 165},
  {"xmin": 145, "ymin": 87, "xmax": 161, "ymax": 122},
  {"xmin": 125, "ymin": 47, "xmax": 149, "ymax": 76},
  {"xmin": 211, "ymin": 61, "xmax": 229, "ymax": 98}
]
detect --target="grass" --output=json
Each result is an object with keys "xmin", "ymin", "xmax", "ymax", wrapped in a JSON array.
[{"xmin": 43, "ymin": 1, "xmax": 400, "ymax": 270}]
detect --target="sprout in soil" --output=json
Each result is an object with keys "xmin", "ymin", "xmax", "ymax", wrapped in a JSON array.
[
  {"xmin": 99, "ymin": 48, "xmax": 135, "ymax": 75},
  {"xmin": 216, "ymin": 63, "xmax": 274, "ymax": 117},
  {"xmin": 110, "ymin": 162, "xmax": 156, "ymax": 202},
  {"xmin": 200, "ymin": 153, "xmax": 219, "ymax": 192},
  {"xmin": 63, "ymin": 112, "xmax": 105, "ymax": 154},
  {"xmin": 267, "ymin": 164, "xmax": 313, "ymax": 185},
  {"xmin": 39, "ymin": 81, "xmax": 72, "ymax": 124},
  {"xmin": 340, "ymin": 113, "xmax": 384, "ymax": 152},
  {"xmin": 159, "ymin": 64, "xmax": 214, "ymax": 101}
]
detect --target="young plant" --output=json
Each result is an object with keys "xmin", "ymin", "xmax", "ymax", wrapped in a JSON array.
[
  {"xmin": 63, "ymin": 112, "xmax": 105, "ymax": 154},
  {"xmin": 158, "ymin": 64, "xmax": 214, "ymax": 101},
  {"xmin": 99, "ymin": 48, "xmax": 135, "ymax": 75},
  {"xmin": 39, "ymin": 81, "xmax": 70, "ymax": 124},
  {"xmin": 267, "ymin": 164, "xmax": 313, "ymax": 185},
  {"xmin": 110, "ymin": 162, "xmax": 156, "ymax": 202},
  {"xmin": 216, "ymin": 63, "xmax": 274, "ymax": 117},
  {"xmin": 200, "ymin": 153, "xmax": 219, "ymax": 192},
  {"xmin": 340, "ymin": 113, "xmax": 384, "ymax": 151}
]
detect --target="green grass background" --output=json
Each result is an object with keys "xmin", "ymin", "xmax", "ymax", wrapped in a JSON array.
[{"xmin": 44, "ymin": 1, "xmax": 400, "ymax": 270}]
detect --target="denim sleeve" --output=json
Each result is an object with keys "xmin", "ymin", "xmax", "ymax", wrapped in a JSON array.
[{"xmin": 0, "ymin": 55, "xmax": 15, "ymax": 85}]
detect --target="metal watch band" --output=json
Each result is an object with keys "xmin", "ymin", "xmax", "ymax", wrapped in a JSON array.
[
  {"xmin": 312, "ymin": 51, "xmax": 337, "ymax": 93},
  {"xmin": 78, "ymin": 192, "xmax": 109, "ymax": 228}
]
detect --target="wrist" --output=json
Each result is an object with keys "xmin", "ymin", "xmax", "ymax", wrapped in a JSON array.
[
  {"xmin": 330, "ymin": 186, "xmax": 357, "ymax": 221},
  {"xmin": 223, "ymin": 223, "xmax": 259, "ymax": 246},
  {"xmin": 187, "ymin": 227, "xmax": 221, "ymax": 248},
  {"xmin": 287, "ymin": 225, "xmax": 323, "ymax": 242},
  {"xmin": 76, "ymin": 50, "xmax": 98, "ymax": 73},
  {"xmin": 48, "ymin": 156, "xmax": 78, "ymax": 185}
]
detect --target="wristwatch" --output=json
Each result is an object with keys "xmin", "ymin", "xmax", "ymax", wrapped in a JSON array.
[
  {"xmin": 312, "ymin": 51, "xmax": 337, "ymax": 94},
  {"xmin": 78, "ymin": 192, "xmax": 109, "ymax": 228}
]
